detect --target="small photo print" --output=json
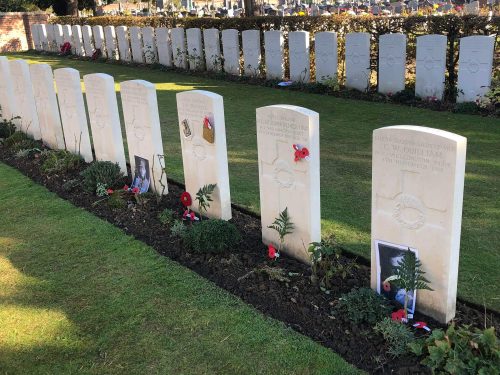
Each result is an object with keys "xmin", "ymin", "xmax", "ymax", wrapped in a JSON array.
[
  {"xmin": 375, "ymin": 240, "xmax": 418, "ymax": 314},
  {"xmin": 181, "ymin": 119, "xmax": 192, "ymax": 139},
  {"xmin": 131, "ymin": 156, "xmax": 150, "ymax": 194}
]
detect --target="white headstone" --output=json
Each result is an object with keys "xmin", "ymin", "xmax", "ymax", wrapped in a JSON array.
[
  {"xmin": 242, "ymin": 30, "xmax": 261, "ymax": 77},
  {"xmin": 221, "ymin": 29, "xmax": 240, "ymax": 76},
  {"xmin": 30, "ymin": 24, "xmax": 41, "ymax": 51},
  {"xmin": 116, "ymin": 26, "xmax": 132, "ymax": 62},
  {"xmin": 39, "ymin": 24, "xmax": 49, "ymax": 51},
  {"xmin": 345, "ymin": 32, "xmax": 371, "ymax": 92},
  {"xmin": 456, "ymin": 36, "xmax": 495, "ymax": 103},
  {"xmin": 186, "ymin": 28, "xmax": 204, "ymax": 71},
  {"xmin": 0, "ymin": 56, "xmax": 17, "ymax": 122},
  {"xmin": 203, "ymin": 28, "xmax": 222, "ymax": 72},
  {"xmin": 378, "ymin": 33, "xmax": 406, "ymax": 95},
  {"xmin": 256, "ymin": 105, "xmax": 320, "ymax": 263},
  {"xmin": 314, "ymin": 32, "xmax": 338, "ymax": 83},
  {"xmin": 104, "ymin": 26, "xmax": 118, "ymax": 60},
  {"xmin": 83, "ymin": 73, "xmax": 127, "ymax": 174},
  {"xmin": 264, "ymin": 30, "xmax": 284, "ymax": 80},
  {"xmin": 171, "ymin": 27, "xmax": 187, "ymax": 69},
  {"xmin": 71, "ymin": 25, "xmax": 85, "ymax": 56},
  {"xmin": 156, "ymin": 27, "xmax": 173, "ymax": 67},
  {"xmin": 415, "ymin": 35, "xmax": 447, "ymax": 100},
  {"xmin": 142, "ymin": 27, "xmax": 157, "ymax": 64},
  {"xmin": 289, "ymin": 31, "xmax": 310, "ymax": 82},
  {"xmin": 54, "ymin": 24, "xmax": 64, "ymax": 51},
  {"xmin": 82, "ymin": 25, "xmax": 95, "ymax": 57},
  {"xmin": 176, "ymin": 90, "xmax": 231, "ymax": 220},
  {"xmin": 130, "ymin": 26, "xmax": 144, "ymax": 63},
  {"xmin": 464, "ymin": 1, "xmax": 480, "ymax": 14},
  {"xmin": 45, "ymin": 24, "xmax": 56, "ymax": 52},
  {"xmin": 371, "ymin": 125, "xmax": 467, "ymax": 324},
  {"xmin": 9, "ymin": 60, "xmax": 41, "ymax": 140},
  {"xmin": 121, "ymin": 80, "xmax": 168, "ymax": 194},
  {"xmin": 54, "ymin": 68, "xmax": 93, "ymax": 163},
  {"xmin": 30, "ymin": 63, "xmax": 65, "ymax": 150},
  {"xmin": 62, "ymin": 24, "xmax": 72, "ymax": 46},
  {"xmin": 92, "ymin": 25, "xmax": 106, "ymax": 58}
]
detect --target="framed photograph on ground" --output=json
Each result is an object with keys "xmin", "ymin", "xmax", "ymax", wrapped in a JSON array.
[
  {"xmin": 375, "ymin": 240, "xmax": 418, "ymax": 314},
  {"xmin": 131, "ymin": 155, "xmax": 150, "ymax": 194}
]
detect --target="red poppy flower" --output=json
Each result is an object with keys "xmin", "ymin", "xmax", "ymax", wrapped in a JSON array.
[
  {"xmin": 131, "ymin": 187, "xmax": 140, "ymax": 194},
  {"xmin": 268, "ymin": 245, "xmax": 277, "ymax": 259},
  {"xmin": 180, "ymin": 192, "xmax": 192, "ymax": 207},
  {"xmin": 106, "ymin": 189, "xmax": 114, "ymax": 195},
  {"xmin": 383, "ymin": 281, "xmax": 391, "ymax": 292},
  {"xmin": 294, "ymin": 150, "xmax": 302, "ymax": 162},
  {"xmin": 391, "ymin": 309, "xmax": 406, "ymax": 322},
  {"xmin": 300, "ymin": 147, "xmax": 309, "ymax": 158},
  {"xmin": 123, "ymin": 185, "xmax": 129, "ymax": 191}
]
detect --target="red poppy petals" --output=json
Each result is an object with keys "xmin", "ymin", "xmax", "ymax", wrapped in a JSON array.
[
  {"xmin": 268, "ymin": 245, "xmax": 277, "ymax": 259},
  {"xmin": 132, "ymin": 187, "xmax": 140, "ymax": 194},
  {"xmin": 391, "ymin": 309, "xmax": 406, "ymax": 322},
  {"xmin": 106, "ymin": 189, "xmax": 114, "ymax": 195},
  {"xmin": 383, "ymin": 281, "xmax": 391, "ymax": 292},
  {"xmin": 180, "ymin": 192, "xmax": 192, "ymax": 207},
  {"xmin": 123, "ymin": 185, "xmax": 129, "ymax": 191}
]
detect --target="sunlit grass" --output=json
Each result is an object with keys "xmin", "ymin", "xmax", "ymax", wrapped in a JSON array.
[{"xmin": 2, "ymin": 52, "xmax": 500, "ymax": 311}]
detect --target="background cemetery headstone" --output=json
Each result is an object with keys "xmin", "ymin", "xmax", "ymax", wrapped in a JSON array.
[
  {"xmin": 176, "ymin": 90, "xmax": 232, "ymax": 220},
  {"xmin": 242, "ymin": 30, "xmax": 261, "ymax": 77},
  {"xmin": 371, "ymin": 125, "xmax": 467, "ymax": 323},
  {"xmin": 171, "ymin": 27, "xmax": 187, "ymax": 69},
  {"xmin": 456, "ymin": 36, "xmax": 495, "ymax": 103},
  {"xmin": 54, "ymin": 24, "xmax": 64, "ymax": 51},
  {"xmin": 142, "ymin": 27, "xmax": 157, "ymax": 64},
  {"xmin": 92, "ymin": 25, "xmax": 107, "ymax": 58},
  {"xmin": 156, "ymin": 27, "xmax": 173, "ymax": 67},
  {"xmin": 121, "ymin": 80, "xmax": 167, "ymax": 194},
  {"xmin": 256, "ymin": 105, "xmax": 320, "ymax": 264},
  {"xmin": 39, "ymin": 24, "xmax": 48, "ymax": 51},
  {"xmin": 9, "ymin": 59, "xmax": 42, "ymax": 140},
  {"xmin": 289, "ymin": 31, "xmax": 310, "ymax": 83},
  {"xmin": 62, "ymin": 25, "xmax": 72, "ymax": 46},
  {"xmin": 415, "ymin": 35, "xmax": 447, "ymax": 100},
  {"xmin": 45, "ymin": 24, "xmax": 56, "ymax": 52},
  {"xmin": 130, "ymin": 27, "xmax": 144, "ymax": 64},
  {"xmin": 116, "ymin": 26, "xmax": 132, "ymax": 62},
  {"xmin": 54, "ymin": 68, "xmax": 94, "ymax": 163},
  {"xmin": 71, "ymin": 25, "xmax": 85, "ymax": 56},
  {"xmin": 221, "ymin": 29, "xmax": 240, "ymax": 76},
  {"xmin": 264, "ymin": 30, "xmax": 284, "ymax": 80},
  {"xmin": 30, "ymin": 24, "xmax": 41, "ymax": 51},
  {"xmin": 314, "ymin": 32, "xmax": 338, "ymax": 84},
  {"xmin": 30, "ymin": 63, "xmax": 66, "ymax": 150},
  {"xmin": 83, "ymin": 73, "xmax": 127, "ymax": 174},
  {"xmin": 82, "ymin": 25, "xmax": 95, "ymax": 57},
  {"xmin": 203, "ymin": 28, "xmax": 222, "ymax": 72},
  {"xmin": 186, "ymin": 28, "xmax": 204, "ymax": 71},
  {"xmin": 378, "ymin": 33, "xmax": 406, "ymax": 95},
  {"xmin": 345, "ymin": 33, "xmax": 371, "ymax": 92},
  {"xmin": 104, "ymin": 26, "xmax": 118, "ymax": 60}
]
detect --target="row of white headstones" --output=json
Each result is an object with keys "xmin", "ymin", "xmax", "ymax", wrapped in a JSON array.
[
  {"xmin": 0, "ymin": 55, "xmax": 466, "ymax": 325},
  {"xmin": 31, "ymin": 23, "xmax": 496, "ymax": 103}
]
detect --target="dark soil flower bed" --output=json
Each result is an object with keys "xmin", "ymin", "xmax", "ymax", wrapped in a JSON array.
[{"xmin": 1, "ymin": 145, "xmax": 498, "ymax": 374}]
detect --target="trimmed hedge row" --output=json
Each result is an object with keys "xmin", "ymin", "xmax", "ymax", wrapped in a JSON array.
[{"xmin": 51, "ymin": 14, "xmax": 499, "ymax": 100}]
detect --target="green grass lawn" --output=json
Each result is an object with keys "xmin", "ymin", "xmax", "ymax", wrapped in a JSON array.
[
  {"xmin": 3, "ymin": 52, "xmax": 500, "ymax": 311},
  {"xmin": 0, "ymin": 162, "xmax": 361, "ymax": 374}
]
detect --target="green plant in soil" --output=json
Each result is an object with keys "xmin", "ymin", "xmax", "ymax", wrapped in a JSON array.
[
  {"xmin": 0, "ymin": 118, "xmax": 17, "ymax": 139},
  {"xmin": 183, "ymin": 219, "xmax": 240, "ymax": 254},
  {"xmin": 374, "ymin": 317, "xmax": 415, "ymax": 358},
  {"xmin": 170, "ymin": 220, "xmax": 187, "ymax": 239},
  {"xmin": 335, "ymin": 287, "xmax": 391, "ymax": 326},
  {"xmin": 40, "ymin": 149, "xmax": 83, "ymax": 174},
  {"xmin": 158, "ymin": 208, "xmax": 176, "ymax": 226},
  {"xmin": 195, "ymin": 183, "xmax": 216, "ymax": 219},
  {"xmin": 3, "ymin": 131, "xmax": 35, "ymax": 150},
  {"xmin": 268, "ymin": 207, "xmax": 294, "ymax": 255},
  {"xmin": 385, "ymin": 250, "xmax": 433, "ymax": 319},
  {"xmin": 107, "ymin": 190, "xmax": 127, "ymax": 209},
  {"xmin": 410, "ymin": 324, "xmax": 500, "ymax": 374},
  {"xmin": 80, "ymin": 160, "xmax": 124, "ymax": 194}
]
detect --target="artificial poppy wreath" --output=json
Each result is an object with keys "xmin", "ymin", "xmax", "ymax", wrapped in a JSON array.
[
  {"xmin": 293, "ymin": 144, "xmax": 310, "ymax": 162},
  {"xmin": 180, "ymin": 191, "xmax": 192, "ymax": 207}
]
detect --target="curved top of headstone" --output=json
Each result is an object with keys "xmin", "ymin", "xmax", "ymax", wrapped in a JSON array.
[
  {"xmin": 177, "ymin": 89, "xmax": 222, "ymax": 101},
  {"xmin": 417, "ymin": 34, "xmax": 446, "ymax": 42},
  {"xmin": 374, "ymin": 125, "xmax": 466, "ymax": 144},
  {"xmin": 83, "ymin": 72, "xmax": 114, "ymax": 81},
  {"xmin": 54, "ymin": 67, "xmax": 79, "ymax": 76},
  {"xmin": 257, "ymin": 104, "xmax": 319, "ymax": 120},
  {"xmin": 121, "ymin": 79, "xmax": 155, "ymax": 91},
  {"xmin": 380, "ymin": 33, "xmax": 406, "ymax": 42}
]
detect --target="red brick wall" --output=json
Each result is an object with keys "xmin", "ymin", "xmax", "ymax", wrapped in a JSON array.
[{"xmin": 0, "ymin": 12, "xmax": 49, "ymax": 52}]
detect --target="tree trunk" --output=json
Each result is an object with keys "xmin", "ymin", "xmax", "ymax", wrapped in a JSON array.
[{"xmin": 67, "ymin": 0, "xmax": 79, "ymax": 15}]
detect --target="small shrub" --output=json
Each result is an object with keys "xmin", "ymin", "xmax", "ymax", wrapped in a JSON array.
[
  {"xmin": 159, "ymin": 208, "xmax": 176, "ymax": 226},
  {"xmin": 391, "ymin": 88, "xmax": 416, "ymax": 104},
  {"xmin": 0, "ymin": 119, "xmax": 16, "ymax": 138},
  {"xmin": 309, "ymin": 240, "xmax": 358, "ymax": 289},
  {"xmin": 4, "ymin": 132, "xmax": 36, "ymax": 150},
  {"xmin": 107, "ymin": 191, "xmax": 127, "ymax": 209},
  {"xmin": 40, "ymin": 149, "xmax": 83, "ymax": 174},
  {"xmin": 375, "ymin": 318, "xmax": 415, "ymax": 358},
  {"xmin": 170, "ymin": 220, "xmax": 187, "ymax": 239},
  {"xmin": 335, "ymin": 287, "xmax": 391, "ymax": 326},
  {"xmin": 453, "ymin": 102, "xmax": 480, "ymax": 115},
  {"xmin": 80, "ymin": 161, "xmax": 124, "ymax": 193},
  {"xmin": 410, "ymin": 324, "xmax": 500, "ymax": 374},
  {"xmin": 183, "ymin": 219, "xmax": 240, "ymax": 253},
  {"xmin": 14, "ymin": 147, "xmax": 41, "ymax": 159},
  {"xmin": 62, "ymin": 179, "xmax": 80, "ymax": 192}
]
